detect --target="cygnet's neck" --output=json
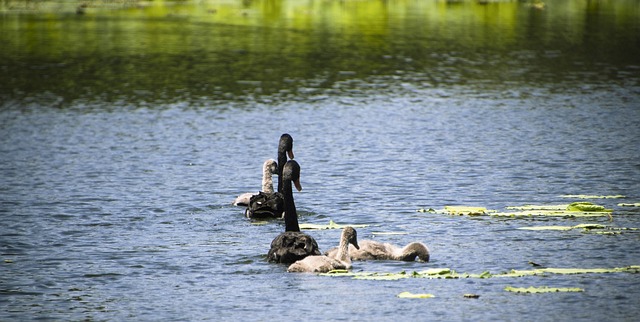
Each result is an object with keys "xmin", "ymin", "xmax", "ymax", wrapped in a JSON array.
[
  {"xmin": 335, "ymin": 234, "xmax": 352, "ymax": 264},
  {"xmin": 262, "ymin": 164, "xmax": 274, "ymax": 194}
]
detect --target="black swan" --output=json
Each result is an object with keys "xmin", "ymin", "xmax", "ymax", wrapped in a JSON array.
[
  {"xmin": 288, "ymin": 227, "xmax": 359, "ymax": 273},
  {"xmin": 325, "ymin": 240, "xmax": 430, "ymax": 262},
  {"xmin": 277, "ymin": 133, "xmax": 294, "ymax": 193},
  {"xmin": 267, "ymin": 160, "xmax": 320, "ymax": 264},
  {"xmin": 232, "ymin": 159, "xmax": 278, "ymax": 206}
]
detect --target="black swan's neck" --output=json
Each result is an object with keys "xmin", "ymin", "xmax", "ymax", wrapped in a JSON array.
[
  {"xmin": 277, "ymin": 152, "xmax": 286, "ymax": 193},
  {"xmin": 283, "ymin": 180, "xmax": 300, "ymax": 232}
]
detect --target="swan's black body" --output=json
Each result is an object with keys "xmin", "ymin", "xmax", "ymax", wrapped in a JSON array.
[
  {"xmin": 245, "ymin": 191, "xmax": 284, "ymax": 219},
  {"xmin": 267, "ymin": 160, "xmax": 320, "ymax": 263}
]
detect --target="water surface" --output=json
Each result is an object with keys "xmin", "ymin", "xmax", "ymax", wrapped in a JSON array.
[{"xmin": 1, "ymin": 1, "xmax": 640, "ymax": 321}]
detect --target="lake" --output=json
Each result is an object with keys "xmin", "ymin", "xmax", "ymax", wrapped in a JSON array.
[{"xmin": 1, "ymin": 0, "xmax": 640, "ymax": 321}]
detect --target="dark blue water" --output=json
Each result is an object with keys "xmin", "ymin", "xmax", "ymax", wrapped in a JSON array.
[
  {"xmin": 2, "ymin": 84, "xmax": 640, "ymax": 321},
  {"xmin": 2, "ymin": 0, "xmax": 640, "ymax": 320}
]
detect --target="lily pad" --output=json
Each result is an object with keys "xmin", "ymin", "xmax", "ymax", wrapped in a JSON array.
[
  {"xmin": 567, "ymin": 202, "xmax": 612, "ymax": 212},
  {"xmin": 397, "ymin": 291, "xmax": 434, "ymax": 299},
  {"xmin": 504, "ymin": 286, "xmax": 584, "ymax": 293},
  {"xmin": 299, "ymin": 220, "xmax": 369, "ymax": 230}
]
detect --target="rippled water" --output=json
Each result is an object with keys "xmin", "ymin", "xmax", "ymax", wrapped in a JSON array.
[
  {"xmin": 2, "ymin": 0, "xmax": 640, "ymax": 321},
  {"xmin": 3, "ymin": 87, "xmax": 640, "ymax": 320}
]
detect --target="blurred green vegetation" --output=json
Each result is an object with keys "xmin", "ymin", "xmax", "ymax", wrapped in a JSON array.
[{"xmin": 1, "ymin": 0, "xmax": 639, "ymax": 107}]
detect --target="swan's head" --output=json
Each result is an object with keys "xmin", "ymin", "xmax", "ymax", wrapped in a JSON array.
[
  {"xmin": 264, "ymin": 159, "xmax": 278, "ymax": 175},
  {"xmin": 279, "ymin": 133, "xmax": 294, "ymax": 159},
  {"xmin": 405, "ymin": 242, "xmax": 430, "ymax": 262},
  {"xmin": 343, "ymin": 226, "xmax": 360, "ymax": 250},
  {"xmin": 283, "ymin": 160, "xmax": 302, "ymax": 191}
]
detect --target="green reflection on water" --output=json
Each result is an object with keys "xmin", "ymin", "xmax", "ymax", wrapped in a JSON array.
[{"xmin": 1, "ymin": 0, "xmax": 639, "ymax": 107}]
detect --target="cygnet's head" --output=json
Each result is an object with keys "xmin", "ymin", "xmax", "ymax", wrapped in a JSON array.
[
  {"xmin": 343, "ymin": 226, "xmax": 360, "ymax": 250},
  {"xmin": 406, "ymin": 243, "xmax": 430, "ymax": 262},
  {"xmin": 264, "ymin": 159, "xmax": 278, "ymax": 175}
]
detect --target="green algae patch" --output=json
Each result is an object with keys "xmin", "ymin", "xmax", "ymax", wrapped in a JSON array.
[
  {"xmin": 507, "ymin": 203, "xmax": 612, "ymax": 212},
  {"xmin": 352, "ymin": 270, "xmax": 420, "ymax": 280},
  {"xmin": 518, "ymin": 226, "xmax": 575, "ymax": 231},
  {"xmin": 560, "ymin": 195, "xmax": 626, "ymax": 199},
  {"xmin": 494, "ymin": 266, "xmax": 640, "ymax": 277},
  {"xmin": 355, "ymin": 273, "xmax": 412, "ymax": 281},
  {"xmin": 504, "ymin": 286, "xmax": 584, "ymax": 293},
  {"xmin": 397, "ymin": 291, "xmax": 434, "ymax": 299},
  {"xmin": 491, "ymin": 210, "xmax": 611, "ymax": 218},
  {"xmin": 299, "ymin": 220, "xmax": 369, "ymax": 230},
  {"xmin": 444, "ymin": 206, "xmax": 492, "ymax": 216},
  {"xmin": 497, "ymin": 202, "xmax": 612, "ymax": 218},
  {"xmin": 417, "ymin": 206, "xmax": 491, "ymax": 216},
  {"xmin": 506, "ymin": 204, "xmax": 572, "ymax": 211},
  {"xmin": 518, "ymin": 224, "xmax": 638, "ymax": 234},
  {"xmin": 517, "ymin": 224, "xmax": 607, "ymax": 231},
  {"xmin": 334, "ymin": 268, "xmax": 463, "ymax": 280},
  {"xmin": 618, "ymin": 203, "xmax": 640, "ymax": 207},
  {"xmin": 416, "ymin": 268, "xmax": 461, "ymax": 278},
  {"xmin": 417, "ymin": 206, "xmax": 496, "ymax": 216},
  {"xmin": 321, "ymin": 266, "xmax": 640, "ymax": 280},
  {"xmin": 421, "ymin": 202, "xmax": 614, "ymax": 219},
  {"xmin": 319, "ymin": 270, "xmax": 357, "ymax": 277},
  {"xmin": 538, "ymin": 267, "xmax": 630, "ymax": 274},
  {"xmin": 493, "ymin": 269, "xmax": 541, "ymax": 278}
]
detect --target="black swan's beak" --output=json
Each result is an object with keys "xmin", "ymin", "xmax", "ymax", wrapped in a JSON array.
[
  {"xmin": 294, "ymin": 178, "xmax": 302, "ymax": 191},
  {"xmin": 287, "ymin": 149, "xmax": 294, "ymax": 160}
]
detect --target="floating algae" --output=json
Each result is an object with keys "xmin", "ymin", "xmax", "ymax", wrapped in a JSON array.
[
  {"xmin": 397, "ymin": 292, "xmax": 434, "ymax": 298},
  {"xmin": 299, "ymin": 220, "xmax": 369, "ymax": 230},
  {"xmin": 504, "ymin": 286, "xmax": 584, "ymax": 293}
]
